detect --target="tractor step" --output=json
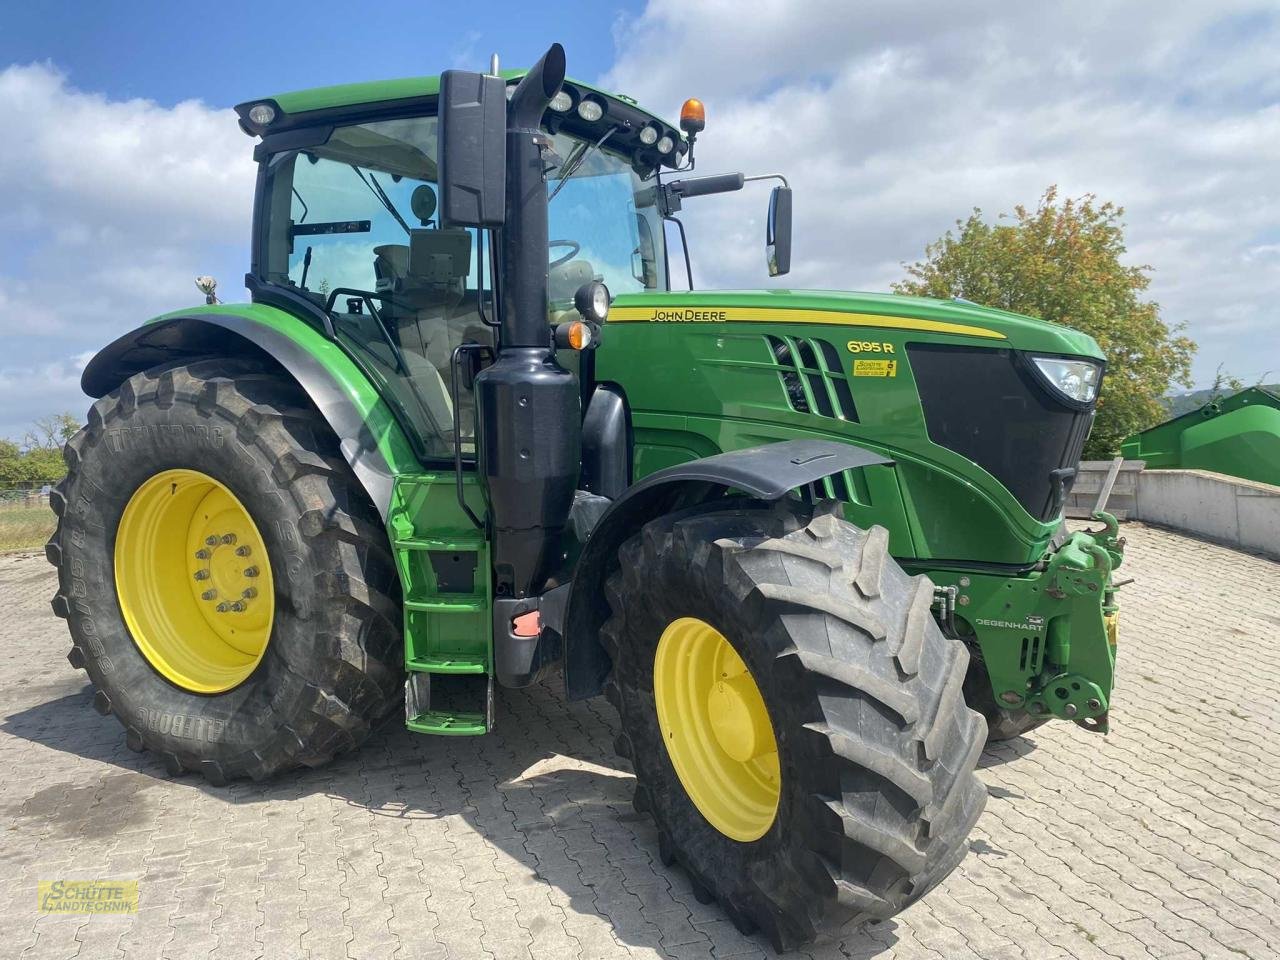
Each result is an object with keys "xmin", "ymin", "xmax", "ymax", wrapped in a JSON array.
[
  {"xmin": 403, "ymin": 598, "xmax": 487, "ymax": 614},
  {"xmin": 394, "ymin": 536, "xmax": 488, "ymax": 552},
  {"xmin": 389, "ymin": 474, "xmax": 494, "ymax": 737},
  {"xmin": 408, "ymin": 656, "xmax": 487, "ymax": 674},
  {"xmin": 406, "ymin": 672, "xmax": 493, "ymax": 735},
  {"xmin": 406, "ymin": 710, "xmax": 489, "ymax": 736}
]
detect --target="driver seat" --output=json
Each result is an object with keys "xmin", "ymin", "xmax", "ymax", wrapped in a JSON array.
[{"xmin": 373, "ymin": 219, "xmax": 492, "ymax": 441}]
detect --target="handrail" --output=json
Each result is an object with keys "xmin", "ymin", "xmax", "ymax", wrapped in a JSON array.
[{"xmin": 448, "ymin": 343, "xmax": 493, "ymax": 529}]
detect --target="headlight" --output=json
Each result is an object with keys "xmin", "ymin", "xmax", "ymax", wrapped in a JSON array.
[
  {"xmin": 575, "ymin": 281, "xmax": 610, "ymax": 323},
  {"xmin": 638, "ymin": 124, "xmax": 659, "ymax": 145},
  {"xmin": 1030, "ymin": 355, "xmax": 1102, "ymax": 404},
  {"xmin": 549, "ymin": 90, "xmax": 573, "ymax": 112},
  {"xmin": 577, "ymin": 98, "xmax": 604, "ymax": 122},
  {"xmin": 656, "ymin": 135, "xmax": 675, "ymax": 154},
  {"xmin": 247, "ymin": 103, "xmax": 276, "ymax": 126}
]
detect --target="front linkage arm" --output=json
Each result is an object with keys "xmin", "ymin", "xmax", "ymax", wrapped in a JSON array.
[
  {"xmin": 931, "ymin": 511, "xmax": 1125, "ymax": 733},
  {"xmin": 1031, "ymin": 511, "xmax": 1125, "ymax": 731}
]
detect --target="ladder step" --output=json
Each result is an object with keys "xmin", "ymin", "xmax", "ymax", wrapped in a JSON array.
[
  {"xmin": 407, "ymin": 710, "xmax": 488, "ymax": 736},
  {"xmin": 395, "ymin": 538, "xmax": 485, "ymax": 552},
  {"xmin": 404, "ymin": 599, "xmax": 487, "ymax": 614},
  {"xmin": 408, "ymin": 656, "xmax": 487, "ymax": 675}
]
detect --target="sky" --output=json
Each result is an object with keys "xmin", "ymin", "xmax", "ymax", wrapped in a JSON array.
[{"xmin": 1, "ymin": 0, "xmax": 1277, "ymax": 439}]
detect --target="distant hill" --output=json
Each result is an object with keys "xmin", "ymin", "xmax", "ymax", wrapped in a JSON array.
[{"xmin": 1163, "ymin": 383, "xmax": 1280, "ymax": 418}]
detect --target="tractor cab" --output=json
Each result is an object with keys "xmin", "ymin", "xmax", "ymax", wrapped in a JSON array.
[{"xmin": 248, "ymin": 83, "xmax": 675, "ymax": 462}]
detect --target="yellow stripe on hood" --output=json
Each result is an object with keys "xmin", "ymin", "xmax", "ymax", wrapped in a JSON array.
[{"xmin": 608, "ymin": 305, "xmax": 1005, "ymax": 340}]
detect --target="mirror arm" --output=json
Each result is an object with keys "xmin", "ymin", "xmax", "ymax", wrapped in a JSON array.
[
  {"xmin": 654, "ymin": 170, "xmax": 793, "ymax": 282},
  {"xmin": 659, "ymin": 172, "xmax": 790, "ymax": 215}
]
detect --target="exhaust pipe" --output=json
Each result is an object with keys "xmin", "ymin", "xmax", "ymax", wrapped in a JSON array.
[
  {"xmin": 499, "ymin": 42, "xmax": 566, "ymax": 348},
  {"xmin": 475, "ymin": 42, "xmax": 580, "ymax": 639}
]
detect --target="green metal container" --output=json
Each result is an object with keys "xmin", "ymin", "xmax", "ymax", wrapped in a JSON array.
[{"xmin": 1122, "ymin": 387, "xmax": 1280, "ymax": 487}]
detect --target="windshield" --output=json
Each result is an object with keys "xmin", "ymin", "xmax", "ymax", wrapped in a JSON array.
[
  {"xmin": 259, "ymin": 113, "xmax": 666, "ymax": 461},
  {"xmin": 546, "ymin": 130, "xmax": 667, "ymax": 299}
]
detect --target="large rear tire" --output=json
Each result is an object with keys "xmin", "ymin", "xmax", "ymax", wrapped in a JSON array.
[
  {"xmin": 46, "ymin": 359, "xmax": 401, "ymax": 783},
  {"xmin": 601, "ymin": 500, "xmax": 987, "ymax": 951}
]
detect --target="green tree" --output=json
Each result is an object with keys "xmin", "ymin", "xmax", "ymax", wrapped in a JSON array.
[
  {"xmin": 894, "ymin": 187, "xmax": 1195, "ymax": 458},
  {"xmin": 0, "ymin": 412, "xmax": 80, "ymax": 486},
  {"xmin": 0, "ymin": 438, "xmax": 23, "ymax": 484},
  {"xmin": 17, "ymin": 447, "xmax": 65, "ymax": 485}
]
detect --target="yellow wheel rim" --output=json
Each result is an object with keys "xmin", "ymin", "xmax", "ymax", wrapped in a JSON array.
[
  {"xmin": 653, "ymin": 617, "xmax": 781, "ymax": 841},
  {"xmin": 115, "ymin": 468, "xmax": 274, "ymax": 694}
]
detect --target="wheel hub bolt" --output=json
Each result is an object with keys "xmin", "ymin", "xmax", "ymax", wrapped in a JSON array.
[
  {"xmin": 220, "ymin": 533, "xmax": 237, "ymax": 545},
  {"xmin": 242, "ymin": 588, "xmax": 257, "ymax": 600},
  {"xmin": 193, "ymin": 569, "xmax": 211, "ymax": 581},
  {"xmin": 201, "ymin": 589, "xmax": 217, "ymax": 601},
  {"xmin": 235, "ymin": 545, "xmax": 251, "ymax": 557},
  {"xmin": 195, "ymin": 548, "xmax": 211, "ymax": 560},
  {"xmin": 205, "ymin": 535, "xmax": 220, "ymax": 546},
  {"xmin": 244, "ymin": 566, "xmax": 259, "ymax": 578},
  {"xmin": 216, "ymin": 602, "xmax": 231, "ymax": 613},
  {"xmin": 230, "ymin": 601, "xmax": 246, "ymax": 613}
]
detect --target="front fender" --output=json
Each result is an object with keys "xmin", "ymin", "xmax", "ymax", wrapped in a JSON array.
[
  {"xmin": 80, "ymin": 304, "xmax": 419, "ymax": 520},
  {"xmin": 561, "ymin": 438, "xmax": 892, "ymax": 700}
]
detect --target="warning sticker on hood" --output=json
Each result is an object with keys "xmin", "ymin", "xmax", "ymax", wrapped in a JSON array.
[{"xmin": 853, "ymin": 359, "xmax": 898, "ymax": 377}]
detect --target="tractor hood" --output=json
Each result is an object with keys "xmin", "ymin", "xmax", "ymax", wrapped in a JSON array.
[{"xmin": 610, "ymin": 288, "xmax": 1104, "ymax": 359}]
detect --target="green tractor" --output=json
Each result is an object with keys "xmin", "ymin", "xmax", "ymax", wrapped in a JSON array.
[{"xmin": 48, "ymin": 44, "xmax": 1123, "ymax": 949}]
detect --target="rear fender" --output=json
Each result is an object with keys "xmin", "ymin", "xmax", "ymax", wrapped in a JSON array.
[
  {"xmin": 80, "ymin": 306, "xmax": 419, "ymax": 520},
  {"xmin": 561, "ymin": 439, "xmax": 892, "ymax": 700}
]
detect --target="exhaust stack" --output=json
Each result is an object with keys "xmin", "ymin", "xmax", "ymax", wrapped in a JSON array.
[{"xmin": 475, "ymin": 43, "xmax": 579, "ymax": 615}]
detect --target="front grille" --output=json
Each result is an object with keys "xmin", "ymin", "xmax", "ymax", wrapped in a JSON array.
[
  {"xmin": 764, "ymin": 335, "xmax": 859, "ymax": 422},
  {"xmin": 908, "ymin": 344, "xmax": 1096, "ymax": 521}
]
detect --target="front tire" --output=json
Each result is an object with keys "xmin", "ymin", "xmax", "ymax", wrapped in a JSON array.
[
  {"xmin": 964, "ymin": 659, "xmax": 1050, "ymax": 742},
  {"xmin": 602, "ymin": 501, "xmax": 988, "ymax": 950},
  {"xmin": 46, "ymin": 359, "xmax": 401, "ymax": 783}
]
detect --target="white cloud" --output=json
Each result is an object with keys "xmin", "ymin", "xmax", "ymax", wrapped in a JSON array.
[
  {"xmin": 0, "ymin": 63, "xmax": 255, "ymax": 438},
  {"xmin": 0, "ymin": 352, "xmax": 93, "ymax": 441},
  {"xmin": 603, "ymin": 1, "xmax": 1280, "ymax": 386}
]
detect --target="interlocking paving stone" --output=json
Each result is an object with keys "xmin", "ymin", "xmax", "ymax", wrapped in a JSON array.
[{"xmin": 2, "ymin": 522, "xmax": 1279, "ymax": 958}]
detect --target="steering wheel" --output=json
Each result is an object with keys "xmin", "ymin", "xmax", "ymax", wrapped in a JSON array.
[{"xmin": 549, "ymin": 240, "xmax": 580, "ymax": 268}]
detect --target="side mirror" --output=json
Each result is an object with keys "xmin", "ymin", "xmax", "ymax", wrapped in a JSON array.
[
  {"xmin": 766, "ymin": 185, "xmax": 792, "ymax": 277},
  {"xmin": 438, "ymin": 70, "xmax": 507, "ymax": 227}
]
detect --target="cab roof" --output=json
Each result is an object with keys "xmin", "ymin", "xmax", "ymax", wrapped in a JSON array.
[{"xmin": 235, "ymin": 70, "xmax": 688, "ymax": 169}]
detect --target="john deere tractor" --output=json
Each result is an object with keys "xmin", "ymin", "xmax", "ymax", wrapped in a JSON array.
[{"xmin": 48, "ymin": 44, "xmax": 1123, "ymax": 949}]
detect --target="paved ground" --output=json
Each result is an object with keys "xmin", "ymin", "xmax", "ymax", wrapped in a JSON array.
[{"xmin": 1, "ymin": 522, "xmax": 1278, "ymax": 960}]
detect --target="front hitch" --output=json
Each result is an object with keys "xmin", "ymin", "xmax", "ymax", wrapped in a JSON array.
[
  {"xmin": 927, "ymin": 511, "xmax": 1126, "ymax": 735},
  {"xmin": 1025, "ymin": 510, "xmax": 1125, "ymax": 732}
]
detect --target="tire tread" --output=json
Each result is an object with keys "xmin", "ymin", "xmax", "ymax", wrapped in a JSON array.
[
  {"xmin": 47, "ymin": 357, "xmax": 401, "ymax": 784},
  {"xmin": 601, "ymin": 503, "xmax": 987, "ymax": 950}
]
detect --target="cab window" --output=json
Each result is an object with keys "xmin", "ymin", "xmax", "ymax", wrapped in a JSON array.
[{"xmin": 260, "ymin": 115, "xmax": 492, "ymax": 461}]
